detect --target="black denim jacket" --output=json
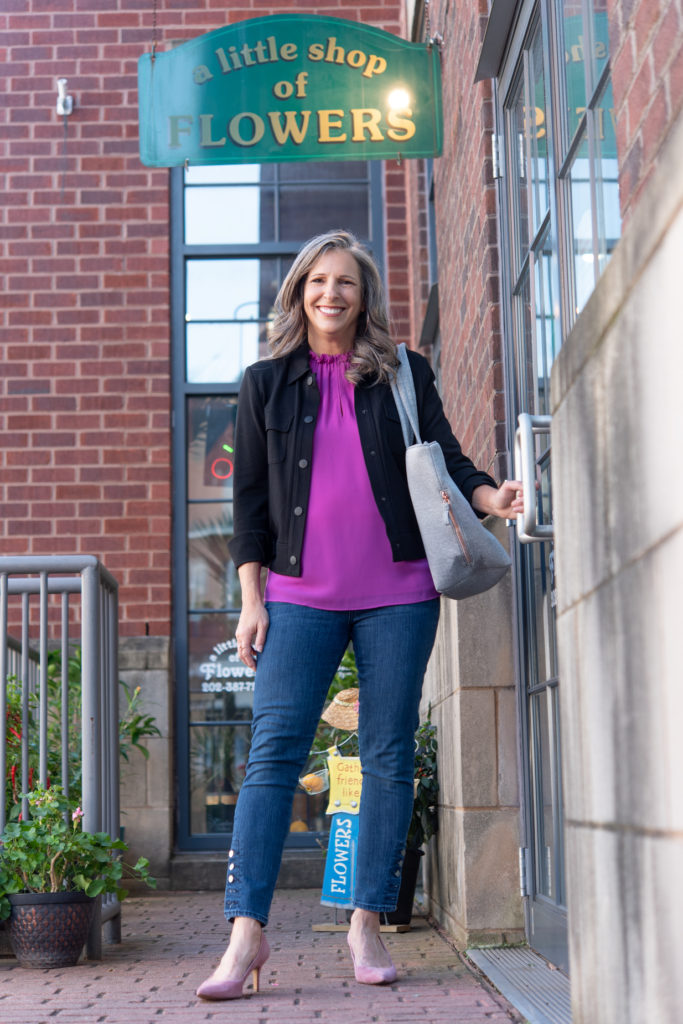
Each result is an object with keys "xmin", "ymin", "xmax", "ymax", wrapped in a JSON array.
[{"xmin": 228, "ymin": 344, "xmax": 498, "ymax": 576}]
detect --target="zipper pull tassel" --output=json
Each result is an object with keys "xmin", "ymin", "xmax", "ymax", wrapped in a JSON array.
[{"xmin": 441, "ymin": 489, "xmax": 450, "ymax": 525}]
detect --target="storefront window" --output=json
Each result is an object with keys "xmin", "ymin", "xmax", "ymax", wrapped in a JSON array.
[
  {"xmin": 173, "ymin": 160, "xmax": 381, "ymax": 845},
  {"xmin": 556, "ymin": 0, "xmax": 621, "ymax": 323}
]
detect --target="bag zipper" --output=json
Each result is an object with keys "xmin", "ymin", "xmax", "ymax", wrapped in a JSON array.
[{"xmin": 440, "ymin": 489, "xmax": 473, "ymax": 564}]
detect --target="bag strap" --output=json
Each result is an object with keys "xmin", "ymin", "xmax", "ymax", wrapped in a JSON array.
[{"xmin": 390, "ymin": 343, "xmax": 423, "ymax": 447}]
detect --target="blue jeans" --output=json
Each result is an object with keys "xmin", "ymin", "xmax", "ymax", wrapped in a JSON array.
[{"xmin": 224, "ymin": 599, "xmax": 440, "ymax": 926}]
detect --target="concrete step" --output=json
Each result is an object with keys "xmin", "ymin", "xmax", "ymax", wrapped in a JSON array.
[{"xmin": 169, "ymin": 848, "xmax": 326, "ymax": 891}]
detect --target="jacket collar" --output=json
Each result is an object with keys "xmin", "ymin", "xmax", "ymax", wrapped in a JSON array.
[{"xmin": 286, "ymin": 343, "xmax": 313, "ymax": 383}]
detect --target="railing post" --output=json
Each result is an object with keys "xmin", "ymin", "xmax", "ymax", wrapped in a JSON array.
[
  {"xmin": 103, "ymin": 583, "xmax": 122, "ymax": 944},
  {"xmin": 0, "ymin": 573, "xmax": 7, "ymax": 832},
  {"xmin": 39, "ymin": 572, "xmax": 48, "ymax": 787},
  {"xmin": 61, "ymin": 593, "xmax": 70, "ymax": 803},
  {"xmin": 20, "ymin": 592, "xmax": 30, "ymax": 823},
  {"xmin": 82, "ymin": 562, "xmax": 103, "ymax": 960}
]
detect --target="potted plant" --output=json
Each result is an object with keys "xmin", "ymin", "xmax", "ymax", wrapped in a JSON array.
[{"xmin": 0, "ymin": 784, "xmax": 155, "ymax": 968}]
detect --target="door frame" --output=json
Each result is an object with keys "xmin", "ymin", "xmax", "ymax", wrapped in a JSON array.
[{"xmin": 493, "ymin": 0, "xmax": 569, "ymax": 971}]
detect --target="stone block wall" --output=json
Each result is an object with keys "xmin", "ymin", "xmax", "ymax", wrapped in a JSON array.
[
  {"xmin": 421, "ymin": 518, "xmax": 524, "ymax": 949},
  {"xmin": 118, "ymin": 636, "xmax": 173, "ymax": 889},
  {"xmin": 551, "ymin": 102, "xmax": 683, "ymax": 1024}
]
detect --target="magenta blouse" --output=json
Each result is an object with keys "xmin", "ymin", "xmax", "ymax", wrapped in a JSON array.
[{"xmin": 264, "ymin": 351, "xmax": 438, "ymax": 611}]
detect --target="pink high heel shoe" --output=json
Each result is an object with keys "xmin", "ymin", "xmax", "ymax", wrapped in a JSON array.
[
  {"xmin": 347, "ymin": 933, "xmax": 398, "ymax": 985},
  {"xmin": 196, "ymin": 933, "xmax": 270, "ymax": 1000}
]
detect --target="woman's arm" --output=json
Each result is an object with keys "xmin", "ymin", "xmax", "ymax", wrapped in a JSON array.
[
  {"xmin": 235, "ymin": 562, "xmax": 269, "ymax": 669},
  {"xmin": 228, "ymin": 366, "xmax": 273, "ymax": 569}
]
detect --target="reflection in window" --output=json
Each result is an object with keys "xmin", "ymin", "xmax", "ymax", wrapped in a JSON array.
[
  {"xmin": 530, "ymin": 29, "xmax": 549, "ymax": 238},
  {"xmin": 557, "ymin": 0, "xmax": 621, "ymax": 322},
  {"xmin": 568, "ymin": 137, "xmax": 595, "ymax": 316},
  {"xmin": 594, "ymin": 78, "xmax": 620, "ymax": 276},
  {"xmin": 187, "ymin": 323, "xmax": 261, "ymax": 385},
  {"xmin": 534, "ymin": 233, "xmax": 559, "ymax": 417},
  {"xmin": 188, "ymin": 503, "xmax": 238, "ymax": 611},
  {"xmin": 184, "ymin": 161, "xmax": 370, "ymax": 246},
  {"xmin": 187, "ymin": 396, "xmax": 238, "ymax": 501},
  {"xmin": 185, "ymin": 186, "xmax": 275, "ymax": 245}
]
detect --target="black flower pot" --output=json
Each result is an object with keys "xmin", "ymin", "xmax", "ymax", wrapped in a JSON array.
[
  {"xmin": 8, "ymin": 892, "xmax": 96, "ymax": 968},
  {"xmin": 381, "ymin": 847, "xmax": 424, "ymax": 925}
]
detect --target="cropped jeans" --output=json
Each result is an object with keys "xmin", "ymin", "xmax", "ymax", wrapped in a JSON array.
[{"xmin": 224, "ymin": 598, "xmax": 440, "ymax": 927}]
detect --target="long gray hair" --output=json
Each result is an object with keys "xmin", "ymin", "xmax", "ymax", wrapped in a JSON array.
[{"xmin": 268, "ymin": 230, "xmax": 398, "ymax": 384}]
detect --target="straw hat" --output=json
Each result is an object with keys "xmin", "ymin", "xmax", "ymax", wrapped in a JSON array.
[{"xmin": 321, "ymin": 687, "xmax": 359, "ymax": 731}]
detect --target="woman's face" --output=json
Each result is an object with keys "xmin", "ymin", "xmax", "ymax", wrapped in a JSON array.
[{"xmin": 302, "ymin": 248, "xmax": 364, "ymax": 353}]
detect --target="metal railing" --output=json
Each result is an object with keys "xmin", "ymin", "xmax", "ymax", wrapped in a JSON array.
[{"xmin": 0, "ymin": 556, "xmax": 120, "ymax": 959}]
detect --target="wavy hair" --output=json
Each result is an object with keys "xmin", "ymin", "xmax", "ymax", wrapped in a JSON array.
[{"xmin": 268, "ymin": 230, "xmax": 398, "ymax": 384}]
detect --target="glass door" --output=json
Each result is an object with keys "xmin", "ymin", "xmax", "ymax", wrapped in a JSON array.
[
  {"xmin": 499, "ymin": 6, "xmax": 567, "ymax": 970},
  {"xmin": 496, "ymin": 0, "xmax": 621, "ymax": 971}
]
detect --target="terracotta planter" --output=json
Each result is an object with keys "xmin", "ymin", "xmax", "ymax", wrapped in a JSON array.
[{"xmin": 8, "ymin": 891, "xmax": 95, "ymax": 968}]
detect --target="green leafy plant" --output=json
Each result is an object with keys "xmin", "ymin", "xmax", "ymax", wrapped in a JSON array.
[
  {"xmin": 407, "ymin": 714, "xmax": 439, "ymax": 849},
  {"xmin": 118, "ymin": 680, "xmax": 162, "ymax": 763},
  {"xmin": 4, "ymin": 648, "xmax": 162, "ymax": 820},
  {"xmin": 0, "ymin": 784, "xmax": 156, "ymax": 921}
]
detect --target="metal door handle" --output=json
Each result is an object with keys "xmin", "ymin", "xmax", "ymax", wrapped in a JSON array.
[{"xmin": 514, "ymin": 413, "xmax": 553, "ymax": 543}]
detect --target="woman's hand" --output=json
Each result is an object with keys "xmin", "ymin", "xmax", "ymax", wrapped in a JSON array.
[
  {"xmin": 472, "ymin": 480, "xmax": 525, "ymax": 519},
  {"xmin": 235, "ymin": 562, "xmax": 269, "ymax": 669}
]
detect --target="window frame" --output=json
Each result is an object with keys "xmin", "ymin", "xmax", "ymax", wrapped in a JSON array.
[{"xmin": 171, "ymin": 162, "xmax": 384, "ymax": 850}]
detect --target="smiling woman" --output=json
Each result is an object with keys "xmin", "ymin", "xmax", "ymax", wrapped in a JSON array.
[{"xmin": 302, "ymin": 249, "xmax": 363, "ymax": 354}]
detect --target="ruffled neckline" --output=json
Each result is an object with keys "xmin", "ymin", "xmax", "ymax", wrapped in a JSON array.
[{"xmin": 309, "ymin": 350, "xmax": 352, "ymax": 367}]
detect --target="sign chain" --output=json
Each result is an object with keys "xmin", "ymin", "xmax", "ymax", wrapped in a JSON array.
[
  {"xmin": 425, "ymin": 0, "xmax": 444, "ymax": 52},
  {"xmin": 151, "ymin": 0, "xmax": 159, "ymax": 63}
]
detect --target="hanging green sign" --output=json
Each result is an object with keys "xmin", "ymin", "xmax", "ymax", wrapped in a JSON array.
[{"xmin": 138, "ymin": 14, "xmax": 442, "ymax": 166}]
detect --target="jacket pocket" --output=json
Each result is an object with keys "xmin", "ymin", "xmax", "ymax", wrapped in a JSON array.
[
  {"xmin": 265, "ymin": 410, "xmax": 293, "ymax": 464},
  {"xmin": 382, "ymin": 392, "xmax": 408, "ymax": 453}
]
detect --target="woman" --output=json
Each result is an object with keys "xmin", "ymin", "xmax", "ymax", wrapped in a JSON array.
[{"xmin": 196, "ymin": 230, "xmax": 524, "ymax": 1000}]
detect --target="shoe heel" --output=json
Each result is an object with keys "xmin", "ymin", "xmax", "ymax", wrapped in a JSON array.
[{"xmin": 251, "ymin": 966, "xmax": 261, "ymax": 994}]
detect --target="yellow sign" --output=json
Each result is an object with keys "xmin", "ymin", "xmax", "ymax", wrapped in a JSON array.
[{"xmin": 326, "ymin": 755, "xmax": 362, "ymax": 815}]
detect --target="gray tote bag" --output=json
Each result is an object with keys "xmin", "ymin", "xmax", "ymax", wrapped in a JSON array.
[{"xmin": 390, "ymin": 344, "xmax": 511, "ymax": 600}]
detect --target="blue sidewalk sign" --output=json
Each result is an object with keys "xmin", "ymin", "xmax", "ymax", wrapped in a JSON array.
[{"xmin": 321, "ymin": 812, "xmax": 359, "ymax": 909}]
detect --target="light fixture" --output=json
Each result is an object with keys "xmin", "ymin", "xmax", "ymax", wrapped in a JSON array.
[
  {"xmin": 387, "ymin": 87, "xmax": 411, "ymax": 111},
  {"xmin": 56, "ymin": 78, "xmax": 74, "ymax": 116}
]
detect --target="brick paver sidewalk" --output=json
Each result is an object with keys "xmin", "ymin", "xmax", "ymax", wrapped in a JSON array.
[{"xmin": 0, "ymin": 890, "xmax": 524, "ymax": 1024}]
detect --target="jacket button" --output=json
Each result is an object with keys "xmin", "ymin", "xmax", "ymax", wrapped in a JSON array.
[
  {"xmin": 304, "ymin": 415, "xmax": 313, "ymax": 423},
  {"xmin": 370, "ymin": 450, "xmax": 376, "ymax": 456},
  {"xmin": 294, "ymin": 506, "xmax": 303, "ymax": 516},
  {"xmin": 298, "ymin": 459, "xmax": 308, "ymax": 469},
  {"xmin": 289, "ymin": 555, "xmax": 297, "ymax": 565},
  {"xmin": 306, "ymin": 375, "xmax": 313, "ymax": 385},
  {"xmin": 381, "ymin": 496, "xmax": 387, "ymax": 502}
]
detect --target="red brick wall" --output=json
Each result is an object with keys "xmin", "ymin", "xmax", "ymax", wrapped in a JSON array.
[
  {"xmin": 608, "ymin": 0, "xmax": 683, "ymax": 225},
  {"xmin": 404, "ymin": 157, "xmax": 432, "ymax": 350},
  {"xmin": 420, "ymin": 0, "xmax": 505, "ymax": 482},
  {"xmin": 0, "ymin": 0, "xmax": 407, "ymax": 637}
]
